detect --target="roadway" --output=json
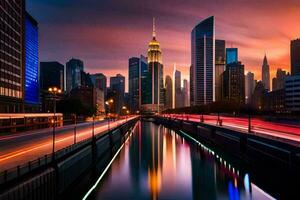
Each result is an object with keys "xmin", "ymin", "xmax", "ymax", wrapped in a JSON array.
[
  {"xmin": 163, "ymin": 114, "xmax": 300, "ymax": 146},
  {"xmin": 0, "ymin": 117, "xmax": 136, "ymax": 170}
]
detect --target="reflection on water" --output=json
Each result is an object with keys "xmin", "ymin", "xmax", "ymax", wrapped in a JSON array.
[{"xmin": 90, "ymin": 121, "xmax": 273, "ymax": 200}]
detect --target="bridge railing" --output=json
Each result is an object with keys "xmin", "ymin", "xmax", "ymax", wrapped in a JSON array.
[{"xmin": 0, "ymin": 117, "xmax": 138, "ymax": 186}]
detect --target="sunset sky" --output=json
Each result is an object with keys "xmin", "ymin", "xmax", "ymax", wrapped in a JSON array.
[{"xmin": 27, "ymin": 0, "xmax": 300, "ymax": 91}]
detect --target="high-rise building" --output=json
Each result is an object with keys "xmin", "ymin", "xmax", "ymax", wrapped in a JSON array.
[
  {"xmin": 66, "ymin": 58, "xmax": 84, "ymax": 93},
  {"xmin": 215, "ymin": 40, "xmax": 226, "ymax": 101},
  {"xmin": 291, "ymin": 39, "xmax": 300, "ymax": 76},
  {"xmin": 226, "ymin": 48, "xmax": 238, "ymax": 65},
  {"xmin": 222, "ymin": 62, "xmax": 245, "ymax": 104},
  {"xmin": 191, "ymin": 16, "xmax": 215, "ymax": 106},
  {"xmin": 90, "ymin": 73, "xmax": 107, "ymax": 95},
  {"xmin": 128, "ymin": 55, "xmax": 148, "ymax": 113},
  {"xmin": 146, "ymin": 18, "xmax": 164, "ymax": 112},
  {"xmin": 139, "ymin": 56, "xmax": 150, "ymax": 106},
  {"xmin": 285, "ymin": 75, "xmax": 300, "ymax": 112},
  {"xmin": 40, "ymin": 62, "xmax": 64, "ymax": 113},
  {"xmin": 0, "ymin": 0, "xmax": 25, "ymax": 112},
  {"xmin": 165, "ymin": 75, "xmax": 173, "ymax": 110},
  {"xmin": 272, "ymin": 68, "xmax": 287, "ymax": 91},
  {"xmin": 245, "ymin": 72, "xmax": 255, "ymax": 104},
  {"xmin": 90, "ymin": 73, "xmax": 107, "ymax": 114},
  {"xmin": 40, "ymin": 62, "xmax": 64, "ymax": 91},
  {"xmin": 175, "ymin": 70, "xmax": 183, "ymax": 108},
  {"xmin": 129, "ymin": 57, "xmax": 140, "ymax": 113},
  {"xmin": 183, "ymin": 79, "xmax": 189, "ymax": 107},
  {"xmin": 24, "ymin": 12, "xmax": 39, "ymax": 111},
  {"xmin": 262, "ymin": 55, "xmax": 270, "ymax": 91},
  {"xmin": 252, "ymin": 81, "xmax": 267, "ymax": 110},
  {"xmin": 110, "ymin": 74, "xmax": 125, "ymax": 114}
]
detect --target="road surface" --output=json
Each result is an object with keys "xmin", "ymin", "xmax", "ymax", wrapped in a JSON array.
[
  {"xmin": 163, "ymin": 114, "xmax": 300, "ymax": 146},
  {"xmin": 0, "ymin": 117, "xmax": 136, "ymax": 170}
]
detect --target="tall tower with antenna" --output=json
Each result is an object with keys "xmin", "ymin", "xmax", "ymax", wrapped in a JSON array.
[{"xmin": 146, "ymin": 17, "xmax": 164, "ymax": 113}]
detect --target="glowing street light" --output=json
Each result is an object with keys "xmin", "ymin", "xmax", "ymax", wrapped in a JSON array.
[{"xmin": 48, "ymin": 86, "xmax": 62, "ymax": 162}]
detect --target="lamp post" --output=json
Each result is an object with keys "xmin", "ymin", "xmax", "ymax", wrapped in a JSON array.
[
  {"xmin": 48, "ymin": 86, "xmax": 62, "ymax": 162},
  {"xmin": 122, "ymin": 106, "xmax": 128, "ymax": 122},
  {"xmin": 74, "ymin": 114, "xmax": 77, "ymax": 144},
  {"xmin": 92, "ymin": 115, "xmax": 95, "ymax": 139},
  {"xmin": 105, "ymin": 99, "xmax": 114, "ymax": 131}
]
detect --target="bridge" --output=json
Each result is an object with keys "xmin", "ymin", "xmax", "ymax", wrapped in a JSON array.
[{"xmin": 0, "ymin": 114, "xmax": 299, "ymax": 199}]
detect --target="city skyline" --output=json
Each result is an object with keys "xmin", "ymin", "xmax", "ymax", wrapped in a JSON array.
[{"xmin": 27, "ymin": 0, "xmax": 300, "ymax": 91}]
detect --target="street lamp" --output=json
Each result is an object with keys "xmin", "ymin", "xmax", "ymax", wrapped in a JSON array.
[
  {"xmin": 73, "ymin": 114, "xmax": 77, "ymax": 144},
  {"xmin": 48, "ymin": 86, "xmax": 62, "ymax": 162},
  {"xmin": 105, "ymin": 99, "xmax": 114, "ymax": 131}
]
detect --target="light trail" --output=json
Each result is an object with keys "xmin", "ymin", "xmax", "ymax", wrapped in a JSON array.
[
  {"xmin": 0, "ymin": 117, "xmax": 136, "ymax": 170},
  {"xmin": 163, "ymin": 114, "xmax": 300, "ymax": 144}
]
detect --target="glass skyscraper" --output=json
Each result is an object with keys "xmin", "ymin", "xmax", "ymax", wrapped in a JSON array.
[
  {"xmin": 226, "ymin": 48, "xmax": 238, "ymax": 65},
  {"xmin": 66, "ymin": 58, "xmax": 84, "ymax": 92},
  {"xmin": 128, "ymin": 55, "xmax": 148, "ymax": 113},
  {"xmin": 25, "ymin": 13, "xmax": 39, "ymax": 106},
  {"xmin": 191, "ymin": 16, "xmax": 215, "ymax": 106}
]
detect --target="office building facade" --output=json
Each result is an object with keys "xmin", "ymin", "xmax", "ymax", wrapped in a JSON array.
[
  {"xmin": 129, "ymin": 57, "xmax": 140, "ymax": 113},
  {"xmin": 66, "ymin": 58, "xmax": 84, "ymax": 93},
  {"xmin": 291, "ymin": 39, "xmax": 300, "ymax": 76},
  {"xmin": 285, "ymin": 75, "xmax": 300, "ymax": 112},
  {"xmin": 0, "ymin": 0, "xmax": 25, "ymax": 112},
  {"xmin": 226, "ymin": 48, "xmax": 238, "ymax": 65},
  {"xmin": 24, "ymin": 13, "xmax": 39, "ymax": 110},
  {"xmin": 110, "ymin": 74, "xmax": 125, "ymax": 114},
  {"xmin": 191, "ymin": 16, "xmax": 215, "ymax": 106},
  {"xmin": 174, "ymin": 70, "xmax": 183, "ymax": 108},
  {"xmin": 222, "ymin": 62, "xmax": 245, "ymax": 104},
  {"xmin": 272, "ymin": 68, "xmax": 287, "ymax": 91},
  {"xmin": 40, "ymin": 62, "xmax": 64, "ymax": 91},
  {"xmin": 215, "ymin": 40, "xmax": 226, "ymax": 101},
  {"xmin": 183, "ymin": 79, "xmax": 189, "ymax": 107},
  {"xmin": 245, "ymin": 71, "xmax": 255, "ymax": 104},
  {"xmin": 165, "ymin": 75, "xmax": 173, "ymax": 110}
]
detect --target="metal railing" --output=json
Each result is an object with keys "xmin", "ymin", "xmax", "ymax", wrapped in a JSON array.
[{"xmin": 0, "ymin": 117, "xmax": 138, "ymax": 186}]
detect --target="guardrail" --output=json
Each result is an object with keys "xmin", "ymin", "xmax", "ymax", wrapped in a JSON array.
[{"xmin": 0, "ymin": 117, "xmax": 138, "ymax": 186}]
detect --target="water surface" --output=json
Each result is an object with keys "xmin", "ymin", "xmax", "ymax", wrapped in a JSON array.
[{"xmin": 87, "ymin": 121, "xmax": 274, "ymax": 200}]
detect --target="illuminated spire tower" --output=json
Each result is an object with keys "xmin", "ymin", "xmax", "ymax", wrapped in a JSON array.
[{"xmin": 146, "ymin": 17, "xmax": 164, "ymax": 113}]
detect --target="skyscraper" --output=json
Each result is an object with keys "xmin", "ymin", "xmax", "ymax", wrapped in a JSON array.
[
  {"xmin": 24, "ymin": 12, "xmax": 39, "ymax": 111},
  {"xmin": 215, "ymin": 40, "xmax": 226, "ymax": 101},
  {"xmin": 183, "ymin": 79, "xmax": 189, "ymax": 107},
  {"xmin": 272, "ymin": 68, "xmax": 287, "ymax": 91},
  {"xmin": 291, "ymin": 39, "xmax": 300, "ymax": 76},
  {"xmin": 139, "ymin": 56, "xmax": 151, "ymax": 106},
  {"xmin": 191, "ymin": 16, "xmax": 215, "ymax": 106},
  {"xmin": 262, "ymin": 55, "xmax": 270, "ymax": 91},
  {"xmin": 245, "ymin": 71, "xmax": 255, "ymax": 104},
  {"xmin": 0, "ymin": 0, "xmax": 25, "ymax": 112},
  {"xmin": 90, "ymin": 73, "xmax": 107, "ymax": 114},
  {"xmin": 226, "ymin": 48, "xmax": 238, "ymax": 64},
  {"xmin": 66, "ymin": 58, "xmax": 84, "ymax": 93},
  {"xmin": 90, "ymin": 73, "xmax": 107, "ymax": 95},
  {"xmin": 129, "ymin": 57, "xmax": 140, "ymax": 113},
  {"xmin": 40, "ymin": 62, "xmax": 64, "ymax": 91},
  {"xmin": 165, "ymin": 75, "xmax": 173, "ymax": 110},
  {"xmin": 175, "ymin": 70, "xmax": 183, "ymax": 108},
  {"xmin": 222, "ymin": 62, "xmax": 245, "ymax": 104},
  {"xmin": 147, "ymin": 18, "xmax": 164, "ymax": 112},
  {"xmin": 110, "ymin": 74, "xmax": 125, "ymax": 114}
]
